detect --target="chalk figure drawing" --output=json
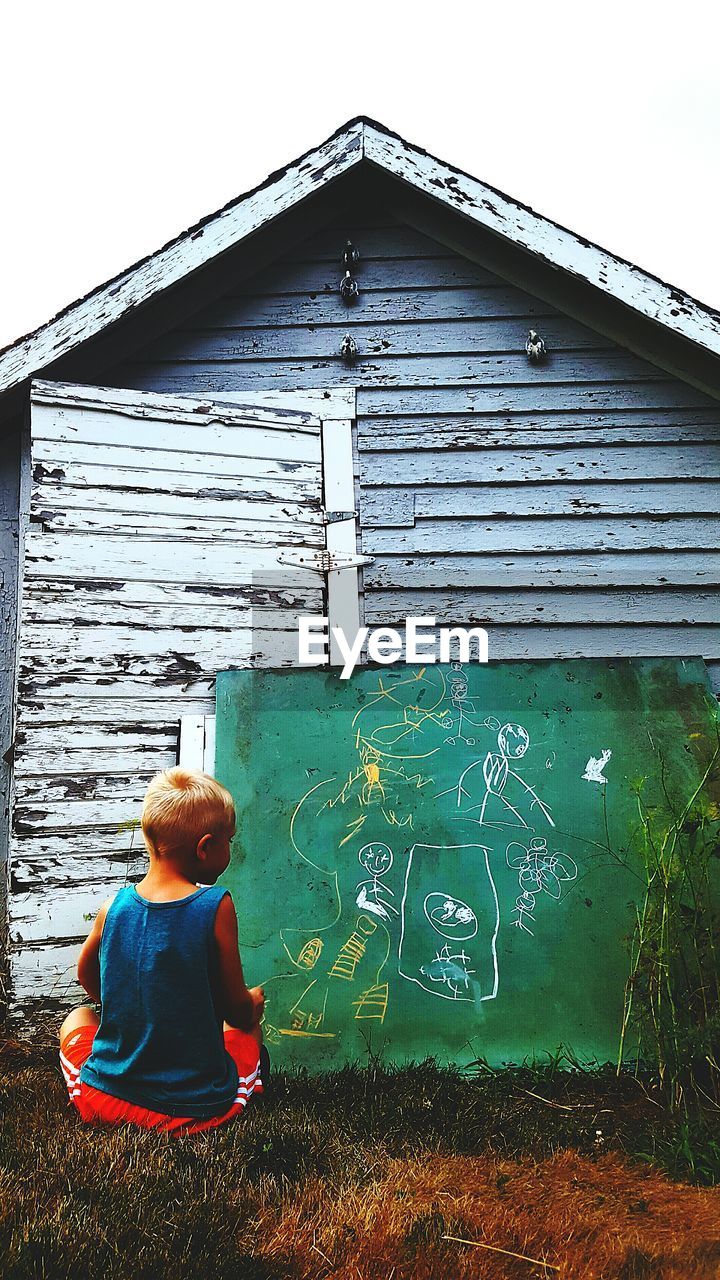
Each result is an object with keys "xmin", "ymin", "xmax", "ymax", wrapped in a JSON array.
[
  {"xmin": 506, "ymin": 838, "xmax": 578, "ymax": 935},
  {"xmin": 264, "ymin": 661, "xmax": 601, "ymax": 1046}
]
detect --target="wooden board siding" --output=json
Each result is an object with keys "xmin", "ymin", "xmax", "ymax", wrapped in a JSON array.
[
  {"xmin": 0, "ymin": 420, "xmax": 21, "ymax": 1008},
  {"xmin": 9, "ymin": 385, "xmax": 325, "ymax": 1018},
  {"xmin": 105, "ymin": 213, "xmax": 720, "ymax": 692}
]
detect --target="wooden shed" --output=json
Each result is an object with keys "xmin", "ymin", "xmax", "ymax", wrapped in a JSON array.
[{"xmin": 1, "ymin": 116, "xmax": 719, "ymax": 1023}]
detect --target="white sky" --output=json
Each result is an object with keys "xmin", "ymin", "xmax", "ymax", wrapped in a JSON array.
[{"xmin": 2, "ymin": 2, "xmax": 719, "ymax": 353}]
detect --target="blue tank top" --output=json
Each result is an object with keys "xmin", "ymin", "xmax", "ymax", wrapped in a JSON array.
[{"xmin": 79, "ymin": 884, "xmax": 239, "ymax": 1118}]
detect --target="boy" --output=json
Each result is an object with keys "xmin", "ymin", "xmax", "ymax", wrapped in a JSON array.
[{"xmin": 59, "ymin": 767, "xmax": 266, "ymax": 1134}]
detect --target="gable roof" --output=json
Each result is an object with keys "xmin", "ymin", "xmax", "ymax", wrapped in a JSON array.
[{"xmin": 2, "ymin": 115, "xmax": 720, "ymax": 406}]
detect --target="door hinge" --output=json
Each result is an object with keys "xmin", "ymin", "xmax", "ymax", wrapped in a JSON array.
[
  {"xmin": 322, "ymin": 509, "xmax": 358, "ymax": 525},
  {"xmin": 277, "ymin": 549, "xmax": 374, "ymax": 573}
]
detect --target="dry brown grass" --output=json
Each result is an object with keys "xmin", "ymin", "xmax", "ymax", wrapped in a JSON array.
[
  {"xmin": 251, "ymin": 1150, "xmax": 720, "ymax": 1279},
  {"xmin": 2, "ymin": 1050, "xmax": 720, "ymax": 1279}
]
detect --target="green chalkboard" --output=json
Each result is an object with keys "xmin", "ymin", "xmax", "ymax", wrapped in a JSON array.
[{"xmin": 215, "ymin": 658, "xmax": 718, "ymax": 1070}]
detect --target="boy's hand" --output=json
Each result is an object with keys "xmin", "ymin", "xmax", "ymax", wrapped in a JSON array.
[{"xmin": 249, "ymin": 985, "xmax": 265, "ymax": 1023}]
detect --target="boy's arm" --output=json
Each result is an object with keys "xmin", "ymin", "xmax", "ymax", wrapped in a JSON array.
[
  {"xmin": 76, "ymin": 897, "xmax": 112, "ymax": 1002},
  {"xmin": 213, "ymin": 893, "xmax": 264, "ymax": 1032}
]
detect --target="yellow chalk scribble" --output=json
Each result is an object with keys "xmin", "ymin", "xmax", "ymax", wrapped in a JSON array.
[
  {"xmin": 353, "ymin": 982, "xmax": 389, "ymax": 1022},
  {"xmin": 297, "ymin": 938, "xmax": 323, "ymax": 970},
  {"xmin": 328, "ymin": 915, "xmax": 377, "ymax": 981}
]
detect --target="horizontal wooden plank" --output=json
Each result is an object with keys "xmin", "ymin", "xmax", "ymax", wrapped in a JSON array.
[
  {"xmin": 33, "ymin": 437, "xmax": 322, "ymax": 484},
  {"xmin": 22, "ymin": 578, "xmax": 324, "ymax": 615},
  {"xmin": 11, "ymin": 796, "xmax": 158, "ymax": 834},
  {"xmin": 18, "ymin": 623, "xmax": 307, "ymax": 670},
  {"xmin": 281, "ymin": 222, "xmax": 454, "ymax": 260},
  {"xmin": 17, "ymin": 675, "xmax": 217, "ymax": 704},
  {"xmin": 358, "ymin": 445, "xmax": 720, "ymax": 487},
  {"xmin": 109, "ymin": 369, "xmax": 715, "ymax": 414},
  {"xmin": 279, "ymin": 222, "xmax": 456, "ymax": 261},
  {"xmin": 12, "ymin": 796, "xmax": 146, "ymax": 836},
  {"xmin": 361, "ymin": 481, "xmax": 720, "ymax": 525},
  {"xmin": 20, "ymin": 589, "xmax": 325, "ymax": 633},
  {"xmin": 356, "ymin": 385, "xmax": 715, "ymax": 415},
  {"xmin": 363, "ymin": 589, "xmax": 720, "ymax": 626},
  {"xmin": 10, "ymin": 942, "xmax": 82, "ymax": 1005},
  {"xmin": 19, "ymin": 599, "xmax": 320, "ymax": 633},
  {"xmin": 184, "ymin": 284, "xmax": 558, "ymax": 328},
  {"xmin": 364, "ymin": 516, "xmax": 720, "ymax": 556},
  {"xmin": 34, "ymin": 403, "xmax": 322, "ymax": 461},
  {"xmin": 117, "ymin": 351, "xmax": 668, "ymax": 390},
  {"xmin": 14, "ymin": 745, "xmax": 177, "ymax": 778},
  {"xmin": 31, "ymin": 379, "xmax": 324, "ymax": 430},
  {"xmin": 33, "ymin": 483, "xmax": 323, "ymax": 528},
  {"xmin": 365, "ymin": 423, "xmax": 720, "ymax": 451},
  {"xmin": 17, "ymin": 630, "xmax": 308, "ymax": 685},
  {"xmin": 30, "ymin": 507, "xmax": 323, "ymax": 544},
  {"xmin": 11, "ymin": 881, "xmax": 133, "ymax": 946},
  {"xmin": 228, "ymin": 254, "xmax": 506, "ymax": 293},
  {"xmin": 33, "ymin": 456, "xmax": 320, "ymax": 501},
  {"xmin": 357, "ymin": 408, "xmax": 720, "ymax": 450},
  {"xmin": 147, "ymin": 316, "xmax": 615, "ymax": 361},
  {"xmin": 24, "ymin": 531, "xmax": 322, "ymax": 588},
  {"xmin": 357, "ymin": 624, "xmax": 720, "ymax": 660},
  {"xmin": 17, "ymin": 772, "xmax": 153, "ymax": 808},
  {"xmin": 11, "ymin": 845, "xmax": 147, "ymax": 892},
  {"xmin": 363, "ymin": 551, "xmax": 720, "ymax": 589},
  {"xmin": 17, "ymin": 723, "xmax": 180, "ymax": 751}
]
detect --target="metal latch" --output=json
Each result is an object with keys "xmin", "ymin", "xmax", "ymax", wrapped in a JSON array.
[
  {"xmin": 322, "ymin": 509, "xmax": 357, "ymax": 525},
  {"xmin": 277, "ymin": 549, "xmax": 374, "ymax": 573}
]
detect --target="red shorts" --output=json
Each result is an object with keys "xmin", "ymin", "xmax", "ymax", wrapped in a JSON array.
[{"xmin": 59, "ymin": 1026, "xmax": 263, "ymax": 1135}]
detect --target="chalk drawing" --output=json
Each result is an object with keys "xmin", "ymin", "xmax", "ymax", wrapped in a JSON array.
[
  {"xmin": 355, "ymin": 842, "xmax": 398, "ymax": 921},
  {"xmin": 399, "ymin": 843, "xmax": 499, "ymax": 1002},
  {"xmin": 443, "ymin": 659, "xmax": 484, "ymax": 746},
  {"xmin": 423, "ymin": 893, "xmax": 478, "ymax": 941},
  {"xmin": 297, "ymin": 938, "xmax": 323, "ymax": 969},
  {"xmin": 328, "ymin": 914, "xmax": 378, "ymax": 981},
  {"xmin": 438, "ymin": 721, "xmax": 554, "ymax": 830},
  {"xmin": 583, "ymin": 749, "xmax": 612, "ymax": 785},
  {"xmin": 506, "ymin": 837, "xmax": 579, "ymax": 935},
  {"xmin": 420, "ymin": 945, "xmax": 476, "ymax": 1000},
  {"xmin": 353, "ymin": 981, "xmax": 390, "ymax": 1022}
]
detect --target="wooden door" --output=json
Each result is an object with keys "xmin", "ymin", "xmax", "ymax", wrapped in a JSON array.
[{"xmin": 9, "ymin": 378, "xmax": 358, "ymax": 1018}]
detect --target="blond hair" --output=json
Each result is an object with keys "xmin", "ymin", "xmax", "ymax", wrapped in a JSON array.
[{"xmin": 141, "ymin": 767, "xmax": 235, "ymax": 856}]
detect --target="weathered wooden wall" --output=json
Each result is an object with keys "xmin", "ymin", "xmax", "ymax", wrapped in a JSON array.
[
  {"xmin": 105, "ymin": 211, "xmax": 720, "ymax": 684},
  {"xmin": 9, "ymin": 385, "xmax": 325, "ymax": 1019},
  {"xmin": 0, "ymin": 417, "xmax": 21, "ymax": 1009}
]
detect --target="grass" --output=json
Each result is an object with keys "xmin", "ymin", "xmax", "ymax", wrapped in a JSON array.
[{"xmin": 2, "ymin": 1036, "xmax": 720, "ymax": 1279}]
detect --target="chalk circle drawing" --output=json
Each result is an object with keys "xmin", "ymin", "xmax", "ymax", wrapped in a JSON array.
[
  {"xmin": 506, "ymin": 837, "xmax": 579, "ymax": 935},
  {"xmin": 359, "ymin": 842, "xmax": 393, "ymax": 875},
  {"xmin": 399, "ymin": 843, "xmax": 499, "ymax": 1003},
  {"xmin": 498, "ymin": 723, "xmax": 531, "ymax": 759},
  {"xmin": 423, "ymin": 892, "xmax": 478, "ymax": 941},
  {"xmin": 583, "ymin": 749, "xmax": 612, "ymax": 785}
]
